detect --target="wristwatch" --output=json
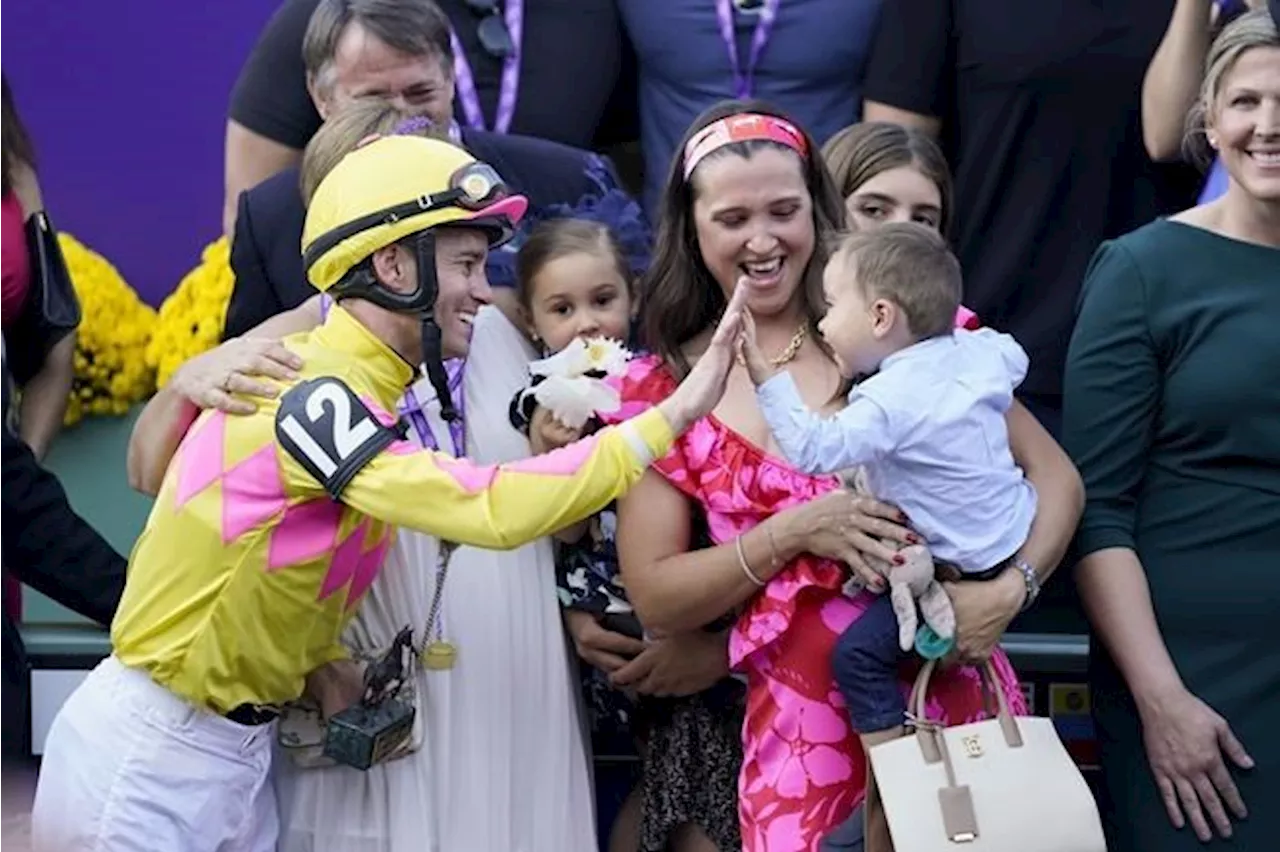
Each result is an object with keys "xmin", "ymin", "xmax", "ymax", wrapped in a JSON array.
[{"xmin": 1012, "ymin": 557, "xmax": 1041, "ymax": 613}]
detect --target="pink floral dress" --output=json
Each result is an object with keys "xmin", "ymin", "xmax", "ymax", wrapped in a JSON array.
[{"xmin": 610, "ymin": 356, "xmax": 1026, "ymax": 852}]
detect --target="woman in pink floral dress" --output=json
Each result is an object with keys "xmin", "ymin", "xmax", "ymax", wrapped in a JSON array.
[{"xmin": 612, "ymin": 101, "xmax": 1085, "ymax": 852}]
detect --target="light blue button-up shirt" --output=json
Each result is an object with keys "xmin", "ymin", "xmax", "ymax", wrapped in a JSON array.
[{"xmin": 757, "ymin": 328, "xmax": 1037, "ymax": 573}]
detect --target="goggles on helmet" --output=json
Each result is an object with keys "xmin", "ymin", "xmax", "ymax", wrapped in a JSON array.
[{"xmin": 302, "ymin": 162, "xmax": 513, "ymax": 271}]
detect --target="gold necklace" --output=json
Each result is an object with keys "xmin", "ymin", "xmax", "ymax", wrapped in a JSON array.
[
  {"xmin": 769, "ymin": 323, "xmax": 808, "ymax": 366},
  {"xmin": 738, "ymin": 323, "xmax": 808, "ymax": 367}
]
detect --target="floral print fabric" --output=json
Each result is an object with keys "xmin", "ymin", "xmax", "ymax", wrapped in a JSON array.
[{"xmin": 608, "ymin": 356, "xmax": 1027, "ymax": 851}]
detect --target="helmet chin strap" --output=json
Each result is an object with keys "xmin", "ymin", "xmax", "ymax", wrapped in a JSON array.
[
  {"xmin": 420, "ymin": 319, "xmax": 456, "ymax": 422},
  {"xmin": 412, "ymin": 233, "xmax": 458, "ymax": 422},
  {"xmin": 329, "ymin": 231, "xmax": 458, "ymax": 422}
]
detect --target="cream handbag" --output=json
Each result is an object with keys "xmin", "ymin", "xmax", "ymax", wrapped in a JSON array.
[{"xmin": 868, "ymin": 660, "xmax": 1106, "ymax": 851}]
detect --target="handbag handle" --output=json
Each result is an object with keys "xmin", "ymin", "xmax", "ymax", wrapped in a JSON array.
[
  {"xmin": 907, "ymin": 658, "xmax": 1024, "ymax": 750},
  {"xmin": 908, "ymin": 695, "xmax": 978, "ymax": 842},
  {"xmin": 904, "ymin": 659, "xmax": 1025, "ymax": 844}
]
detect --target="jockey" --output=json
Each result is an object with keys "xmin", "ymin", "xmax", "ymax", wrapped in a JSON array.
[{"xmin": 30, "ymin": 134, "xmax": 742, "ymax": 852}]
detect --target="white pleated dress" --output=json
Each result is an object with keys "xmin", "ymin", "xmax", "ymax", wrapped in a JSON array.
[{"xmin": 275, "ymin": 307, "xmax": 598, "ymax": 852}]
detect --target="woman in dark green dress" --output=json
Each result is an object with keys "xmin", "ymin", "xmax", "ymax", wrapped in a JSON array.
[{"xmin": 1063, "ymin": 10, "xmax": 1280, "ymax": 850}]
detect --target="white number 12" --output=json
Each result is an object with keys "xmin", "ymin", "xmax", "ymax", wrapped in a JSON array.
[{"xmin": 279, "ymin": 382, "xmax": 378, "ymax": 478}]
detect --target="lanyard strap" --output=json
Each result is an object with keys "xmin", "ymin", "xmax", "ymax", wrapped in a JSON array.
[
  {"xmin": 400, "ymin": 360, "xmax": 466, "ymax": 455},
  {"xmin": 450, "ymin": 0, "xmax": 525, "ymax": 133},
  {"xmin": 714, "ymin": 0, "xmax": 782, "ymax": 101},
  {"xmin": 424, "ymin": 541, "xmax": 457, "ymax": 644},
  {"xmin": 321, "ymin": 289, "xmax": 466, "ymax": 454}
]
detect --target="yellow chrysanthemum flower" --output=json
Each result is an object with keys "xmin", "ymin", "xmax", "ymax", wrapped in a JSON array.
[
  {"xmin": 145, "ymin": 237, "xmax": 236, "ymax": 388},
  {"xmin": 58, "ymin": 233, "xmax": 158, "ymax": 427}
]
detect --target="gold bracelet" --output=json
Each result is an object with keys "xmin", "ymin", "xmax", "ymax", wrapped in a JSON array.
[{"xmin": 735, "ymin": 535, "xmax": 766, "ymax": 586}]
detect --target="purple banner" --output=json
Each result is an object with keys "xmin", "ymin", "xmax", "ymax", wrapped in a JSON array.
[{"xmin": 3, "ymin": 2, "xmax": 277, "ymax": 305}]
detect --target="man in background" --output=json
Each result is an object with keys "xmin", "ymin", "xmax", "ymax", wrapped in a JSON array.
[
  {"xmin": 860, "ymin": 0, "xmax": 1201, "ymax": 440},
  {"xmin": 223, "ymin": 0, "xmax": 635, "ymax": 238},
  {"xmin": 222, "ymin": 0, "xmax": 643, "ymax": 341}
]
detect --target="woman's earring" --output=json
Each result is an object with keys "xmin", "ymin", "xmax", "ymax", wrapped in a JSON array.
[{"xmin": 1207, "ymin": 133, "xmax": 1220, "ymax": 150}]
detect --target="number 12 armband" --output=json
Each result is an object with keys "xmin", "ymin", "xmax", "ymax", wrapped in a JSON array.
[{"xmin": 276, "ymin": 377, "xmax": 405, "ymax": 499}]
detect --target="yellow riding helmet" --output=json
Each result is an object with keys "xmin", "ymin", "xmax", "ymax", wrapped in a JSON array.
[{"xmin": 301, "ymin": 135, "xmax": 529, "ymax": 292}]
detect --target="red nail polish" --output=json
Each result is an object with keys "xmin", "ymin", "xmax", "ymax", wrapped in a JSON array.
[
  {"xmin": 893, "ymin": 554, "xmax": 905, "ymax": 565},
  {"xmin": 907, "ymin": 533, "xmax": 921, "ymax": 544}
]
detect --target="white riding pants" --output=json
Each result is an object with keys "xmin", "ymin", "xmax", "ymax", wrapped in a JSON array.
[{"xmin": 30, "ymin": 655, "xmax": 278, "ymax": 851}]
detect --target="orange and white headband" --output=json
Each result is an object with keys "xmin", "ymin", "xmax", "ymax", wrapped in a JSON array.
[{"xmin": 682, "ymin": 113, "xmax": 809, "ymax": 180}]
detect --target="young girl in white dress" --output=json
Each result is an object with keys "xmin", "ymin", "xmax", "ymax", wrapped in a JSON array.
[{"xmin": 509, "ymin": 219, "xmax": 744, "ymax": 852}]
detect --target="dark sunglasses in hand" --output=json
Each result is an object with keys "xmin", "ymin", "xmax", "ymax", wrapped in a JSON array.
[{"xmin": 464, "ymin": 0, "xmax": 516, "ymax": 59}]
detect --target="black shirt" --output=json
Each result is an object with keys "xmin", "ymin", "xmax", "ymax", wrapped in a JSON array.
[
  {"xmin": 862, "ymin": 0, "xmax": 1199, "ymax": 400},
  {"xmin": 0, "ymin": 426, "xmax": 126, "ymax": 631},
  {"xmin": 227, "ymin": 0, "xmax": 632, "ymax": 152},
  {"xmin": 227, "ymin": 0, "xmax": 319, "ymax": 151},
  {"xmin": 1, "ymin": 346, "xmax": 125, "ymax": 629}
]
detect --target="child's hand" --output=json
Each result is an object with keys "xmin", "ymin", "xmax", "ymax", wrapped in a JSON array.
[
  {"xmin": 737, "ymin": 306, "xmax": 777, "ymax": 386},
  {"xmin": 530, "ymin": 405, "xmax": 583, "ymax": 455}
]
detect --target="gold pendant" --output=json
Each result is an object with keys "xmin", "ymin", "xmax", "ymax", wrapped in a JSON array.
[{"xmin": 421, "ymin": 641, "xmax": 457, "ymax": 671}]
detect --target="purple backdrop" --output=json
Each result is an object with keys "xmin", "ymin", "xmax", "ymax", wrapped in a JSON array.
[{"xmin": 4, "ymin": 2, "xmax": 279, "ymax": 306}]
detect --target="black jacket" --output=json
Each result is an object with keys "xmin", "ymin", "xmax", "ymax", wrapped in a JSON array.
[
  {"xmin": 225, "ymin": 129, "xmax": 623, "ymax": 340},
  {"xmin": 2, "ymin": 348, "xmax": 126, "ymax": 756}
]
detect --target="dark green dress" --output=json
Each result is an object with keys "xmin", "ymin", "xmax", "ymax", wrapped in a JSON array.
[{"xmin": 1063, "ymin": 219, "xmax": 1280, "ymax": 850}]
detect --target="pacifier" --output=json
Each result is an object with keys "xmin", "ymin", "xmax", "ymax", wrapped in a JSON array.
[{"xmin": 914, "ymin": 625, "xmax": 955, "ymax": 660}]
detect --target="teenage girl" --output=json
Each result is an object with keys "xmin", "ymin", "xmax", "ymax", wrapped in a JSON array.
[{"xmin": 509, "ymin": 218, "xmax": 743, "ymax": 852}]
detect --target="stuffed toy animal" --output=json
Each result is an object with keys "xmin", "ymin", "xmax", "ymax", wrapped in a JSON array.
[{"xmin": 845, "ymin": 469, "xmax": 956, "ymax": 652}]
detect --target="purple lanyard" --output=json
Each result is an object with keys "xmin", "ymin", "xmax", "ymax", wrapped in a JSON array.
[
  {"xmin": 400, "ymin": 361, "xmax": 467, "ymax": 455},
  {"xmin": 322, "ymin": 294, "xmax": 466, "ymax": 454},
  {"xmin": 715, "ymin": 0, "xmax": 782, "ymax": 101},
  {"xmin": 449, "ymin": 0, "xmax": 525, "ymax": 134}
]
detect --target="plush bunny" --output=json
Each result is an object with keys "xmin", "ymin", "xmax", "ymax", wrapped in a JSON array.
[{"xmin": 845, "ymin": 469, "xmax": 956, "ymax": 652}]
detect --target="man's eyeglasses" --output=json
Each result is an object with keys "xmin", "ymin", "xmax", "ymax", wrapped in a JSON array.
[{"xmin": 464, "ymin": 0, "xmax": 515, "ymax": 59}]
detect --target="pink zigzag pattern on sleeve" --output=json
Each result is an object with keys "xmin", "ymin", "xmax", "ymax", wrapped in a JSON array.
[
  {"xmin": 358, "ymin": 394, "xmax": 399, "ymax": 428},
  {"xmin": 432, "ymin": 432, "xmax": 604, "ymax": 494},
  {"xmin": 504, "ymin": 432, "xmax": 601, "ymax": 475},
  {"xmin": 433, "ymin": 456, "xmax": 497, "ymax": 493},
  {"xmin": 385, "ymin": 439, "xmax": 420, "ymax": 456},
  {"xmin": 360, "ymin": 393, "xmax": 424, "ymax": 456}
]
